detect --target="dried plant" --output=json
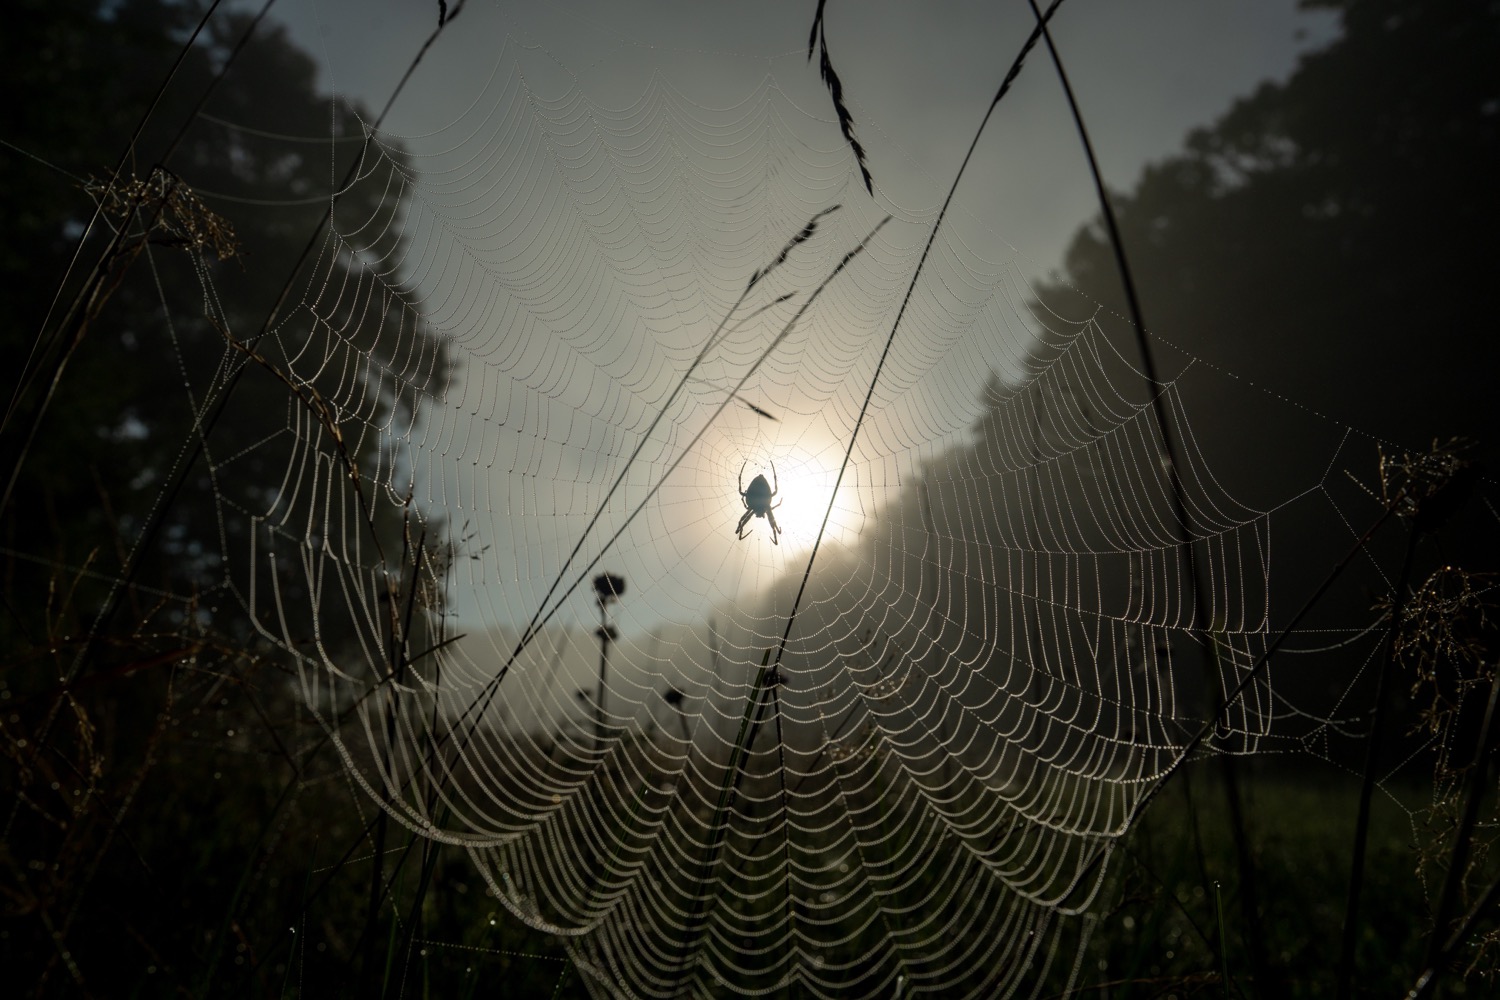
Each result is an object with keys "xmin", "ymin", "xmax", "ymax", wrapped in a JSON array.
[
  {"xmin": 1393, "ymin": 566, "xmax": 1497, "ymax": 739},
  {"xmin": 1377, "ymin": 436, "xmax": 1479, "ymax": 528},
  {"xmin": 1390, "ymin": 563, "xmax": 1500, "ymax": 988},
  {"xmin": 85, "ymin": 169, "xmax": 240, "ymax": 262}
]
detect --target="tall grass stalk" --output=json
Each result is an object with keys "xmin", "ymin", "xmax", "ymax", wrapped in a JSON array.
[
  {"xmin": 1414, "ymin": 669, "xmax": 1500, "ymax": 995},
  {"xmin": 699, "ymin": 8, "xmax": 1069, "ymax": 991},
  {"xmin": 1025, "ymin": 1, "xmax": 1270, "ymax": 985},
  {"xmin": 1411, "ymin": 873, "xmax": 1500, "ymax": 998},
  {"xmin": 1216, "ymin": 880, "xmax": 1231, "ymax": 997},
  {"xmin": 776, "ymin": 0, "xmax": 1063, "ymax": 666},
  {"xmin": 677, "ymin": 647, "xmax": 776, "ymax": 978},
  {"xmin": 1063, "ymin": 490, "xmax": 1406, "ymax": 941},
  {"xmin": 1335, "ymin": 523, "xmax": 1420, "ymax": 999}
]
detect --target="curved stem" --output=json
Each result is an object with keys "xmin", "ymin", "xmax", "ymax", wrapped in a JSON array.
[{"xmin": 1026, "ymin": 0, "xmax": 1268, "ymax": 986}]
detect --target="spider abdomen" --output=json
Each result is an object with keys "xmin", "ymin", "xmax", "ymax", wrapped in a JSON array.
[{"xmin": 744, "ymin": 475, "xmax": 773, "ymax": 512}]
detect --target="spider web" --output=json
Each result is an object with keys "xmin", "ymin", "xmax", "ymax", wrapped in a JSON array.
[{"xmin": 45, "ymin": 2, "xmax": 1480, "ymax": 996}]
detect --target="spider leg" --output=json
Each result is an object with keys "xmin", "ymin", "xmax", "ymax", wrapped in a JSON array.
[
  {"xmin": 770, "ymin": 497, "xmax": 782, "ymax": 511},
  {"xmin": 739, "ymin": 461, "xmax": 747, "ymax": 496},
  {"xmin": 766, "ymin": 508, "xmax": 780, "ymax": 545},
  {"xmin": 769, "ymin": 460, "xmax": 778, "ymax": 497},
  {"xmin": 736, "ymin": 508, "xmax": 754, "ymax": 540}
]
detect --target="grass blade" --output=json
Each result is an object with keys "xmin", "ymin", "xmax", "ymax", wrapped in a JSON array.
[{"xmin": 807, "ymin": 2, "xmax": 873, "ymax": 194}]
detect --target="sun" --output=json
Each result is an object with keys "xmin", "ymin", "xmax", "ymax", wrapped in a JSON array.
[{"xmin": 736, "ymin": 447, "xmax": 867, "ymax": 552}]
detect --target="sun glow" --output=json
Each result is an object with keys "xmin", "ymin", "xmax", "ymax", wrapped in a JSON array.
[{"xmin": 733, "ymin": 446, "xmax": 867, "ymax": 553}]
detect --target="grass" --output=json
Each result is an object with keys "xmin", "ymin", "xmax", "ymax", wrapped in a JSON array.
[
  {"xmin": 2, "ymin": 348, "xmax": 1493, "ymax": 1000},
  {"xmin": 1063, "ymin": 765, "xmax": 1434, "ymax": 998}
]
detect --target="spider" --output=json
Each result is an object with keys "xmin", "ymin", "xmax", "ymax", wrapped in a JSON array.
[{"xmin": 736, "ymin": 461, "xmax": 782, "ymax": 545}]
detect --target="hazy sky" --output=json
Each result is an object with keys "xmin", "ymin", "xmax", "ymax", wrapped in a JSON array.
[
  {"xmin": 223, "ymin": 0, "xmax": 1347, "ymax": 649},
  {"xmin": 268, "ymin": 0, "xmax": 1338, "ymax": 273}
]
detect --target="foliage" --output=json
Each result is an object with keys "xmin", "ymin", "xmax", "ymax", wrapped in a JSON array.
[
  {"xmin": 1020, "ymin": 2, "xmax": 1500, "ymax": 993},
  {"xmin": 1036, "ymin": 0, "xmax": 1498, "ymax": 467},
  {"xmin": 0, "ymin": 3, "xmax": 568, "ymax": 996}
]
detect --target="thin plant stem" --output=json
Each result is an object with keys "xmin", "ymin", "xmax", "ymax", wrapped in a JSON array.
[
  {"xmin": 1409, "ymin": 869, "xmax": 1500, "ymax": 999},
  {"xmin": 1424, "ymin": 671, "xmax": 1500, "ymax": 976},
  {"xmin": 770, "ymin": 0, "xmax": 1066, "ymax": 684},
  {"xmin": 695, "ymin": 6, "xmax": 1070, "ymax": 983},
  {"xmin": 1335, "ymin": 523, "xmax": 1420, "ymax": 1000},
  {"xmin": 739, "ymin": 0, "xmax": 1071, "ymax": 814},
  {"xmin": 1061, "ymin": 496, "xmax": 1406, "ymax": 903},
  {"xmin": 1178, "ymin": 763, "xmax": 1213, "ymax": 917},
  {"xmin": 677, "ymin": 647, "xmax": 774, "ymax": 978},
  {"xmin": 359, "ymin": 525, "xmax": 427, "ymax": 996},
  {"xmin": 595, "ymin": 600, "xmax": 613, "ymax": 748},
  {"xmin": 1217, "ymin": 880, "xmax": 1232, "ymax": 998},
  {"xmin": 1026, "ymin": 1, "xmax": 1269, "ymax": 986}
]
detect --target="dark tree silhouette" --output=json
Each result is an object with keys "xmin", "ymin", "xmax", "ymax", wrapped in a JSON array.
[
  {"xmin": 1022, "ymin": 0, "xmax": 1499, "ymax": 681},
  {"xmin": 1036, "ymin": 0, "xmax": 1497, "ymax": 472},
  {"xmin": 0, "ymin": 5, "xmax": 579, "ymax": 997}
]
